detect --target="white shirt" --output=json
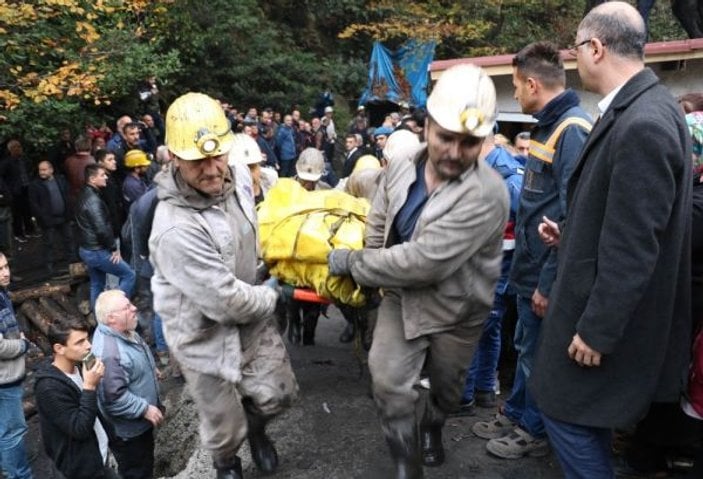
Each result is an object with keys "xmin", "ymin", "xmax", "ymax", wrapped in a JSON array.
[
  {"xmin": 66, "ymin": 368, "xmax": 109, "ymax": 463},
  {"xmin": 598, "ymin": 83, "xmax": 626, "ymax": 118}
]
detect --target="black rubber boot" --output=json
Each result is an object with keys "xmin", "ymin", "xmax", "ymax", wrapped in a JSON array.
[
  {"xmin": 287, "ymin": 305, "xmax": 301, "ymax": 345},
  {"xmin": 381, "ymin": 417, "xmax": 424, "ymax": 479},
  {"xmin": 358, "ymin": 314, "xmax": 371, "ymax": 350},
  {"xmin": 339, "ymin": 321, "xmax": 355, "ymax": 343},
  {"xmin": 419, "ymin": 396, "xmax": 446, "ymax": 467},
  {"xmin": 213, "ymin": 456, "xmax": 243, "ymax": 479},
  {"xmin": 246, "ymin": 411, "xmax": 279, "ymax": 474},
  {"xmin": 302, "ymin": 315, "xmax": 318, "ymax": 346}
]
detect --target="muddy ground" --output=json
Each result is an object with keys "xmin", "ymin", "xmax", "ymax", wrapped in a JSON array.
[{"xmin": 23, "ymin": 306, "xmax": 566, "ymax": 479}]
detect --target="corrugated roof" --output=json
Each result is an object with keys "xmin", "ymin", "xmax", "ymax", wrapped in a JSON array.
[{"xmin": 430, "ymin": 38, "xmax": 703, "ymax": 80}]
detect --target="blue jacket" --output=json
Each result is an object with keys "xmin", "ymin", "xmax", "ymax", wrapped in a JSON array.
[
  {"xmin": 484, "ymin": 146, "xmax": 523, "ymax": 217},
  {"xmin": 275, "ymin": 125, "xmax": 297, "ymax": 162},
  {"xmin": 509, "ymin": 89, "xmax": 591, "ymax": 298},
  {"xmin": 91, "ymin": 323, "xmax": 160, "ymax": 440}
]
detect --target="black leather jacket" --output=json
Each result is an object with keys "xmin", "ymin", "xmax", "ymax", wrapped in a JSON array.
[{"xmin": 75, "ymin": 185, "xmax": 116, "ymax": 251}]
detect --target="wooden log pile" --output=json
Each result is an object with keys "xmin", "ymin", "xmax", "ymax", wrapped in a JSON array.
[{"xmin": 14, "ymin": 262, "xmax": 92, "ymax": 418}]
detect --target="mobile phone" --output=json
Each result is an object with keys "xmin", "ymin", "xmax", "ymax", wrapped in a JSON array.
[{"xmin": 82, "ymin": 352, "xmax": 96, "ymax": 370}]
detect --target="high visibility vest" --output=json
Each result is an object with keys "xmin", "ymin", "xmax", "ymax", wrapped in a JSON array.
[{"xmin": 529, "ymin": 117, "xmax": 592, "ymax": 165}]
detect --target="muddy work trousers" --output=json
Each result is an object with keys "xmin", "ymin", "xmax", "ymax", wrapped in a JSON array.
[
  {"xmin": 369, "ymin": 292, "xmax": 483, "ymax": 423},
  {"xmin": 181, "ymin": 321, "xmax": 298, "ymax": 465}
]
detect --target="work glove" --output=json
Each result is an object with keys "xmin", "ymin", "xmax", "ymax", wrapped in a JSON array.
[
  {"xmin": 327, "ymin": 249, "xmax": 352, "ymax": 276},
  {"xmin": 264, "ymin": 277, "xmax": 295, "ymax": 301}
]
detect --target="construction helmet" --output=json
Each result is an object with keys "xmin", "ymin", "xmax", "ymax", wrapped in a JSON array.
[
  {"xmin": 165, "ymin": 92, "xmax": 234, "ymax": 160},
  {"xmin": 352, "ymin": 154, "xmax": 381, "ymax": 174},
  {"xmin": 426, "ymin": 64, "xmax": 497, "ymax": 138},
  {"xmin": 124, "ymin": 149, "xmax": 151, "ymax": 168},
  {"xmin": 228, "ymin": 134, "xmax": 263, "ymax": 166},
  {"xmin": 383, "ymin": 130, "xmax": 420, "ymax": 165},
  {"xmin": 296, "ymin": 148, "xmax": 325, "ymax": 182}
]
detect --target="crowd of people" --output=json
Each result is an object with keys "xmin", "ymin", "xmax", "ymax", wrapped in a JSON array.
[{"xmin": 1, "ymin": 2, "xmax": 703, "ymax": 479}]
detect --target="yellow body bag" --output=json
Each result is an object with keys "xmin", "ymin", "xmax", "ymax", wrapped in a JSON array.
[{"xmin": 258, "ymin": 178, "xmax": 369, "ymax": 306}]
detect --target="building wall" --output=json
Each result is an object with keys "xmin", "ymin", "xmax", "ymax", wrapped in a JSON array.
[{"xmin": 492, "ymin": 59, "xmax": 703, "ymax": 121}]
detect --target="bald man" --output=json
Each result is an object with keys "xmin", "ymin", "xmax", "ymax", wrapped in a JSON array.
[
  {"xmin": 530, "ymin": 2, "xmax": 692, "ymax": 476},
  {"xmin": 28, "ymin": 160, "xmax": 74, "ymax": 274}
]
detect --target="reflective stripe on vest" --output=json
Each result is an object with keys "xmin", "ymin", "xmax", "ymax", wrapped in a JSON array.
[{"xmin": 529, "ymin": 117, "xmax": 592, "ymax": 164}]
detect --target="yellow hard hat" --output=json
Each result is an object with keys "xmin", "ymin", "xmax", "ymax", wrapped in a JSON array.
[
  {"xmin": 427, "ymin": 64, "xmax": 497, "ymax": 137},
  {"xmin": 165, "ymin": 92, "xmax": 234, "ymax": 160},
  {"xmin": 124, "ymin": 149, "xmax": 151, "ymax": 168},
  {"xmin": 228, "ymin": 134, "xmax": 263, "ymax": 166},
  {"xmin": 352, "ymin": 154, "xmax": 381, "ymax": 174}
]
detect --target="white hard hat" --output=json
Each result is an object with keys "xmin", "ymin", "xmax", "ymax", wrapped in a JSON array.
[
  {"xmin": 427, "ymin": 64, "xmax": 497, "ymax": 137},
  {"xmin": 296, "ymin": 148, "xmax": 325, "ymax": 182},
  {"xmin": 228, "ymin": 133, "xmax": 263, "ymax": 166},
  {"xmin": 324, "ymin": 106, "xmax": 334, "ymax": 113},
  {"xmin": 383, "ymin": 130, "xmax": 421, "ymax": 165}
]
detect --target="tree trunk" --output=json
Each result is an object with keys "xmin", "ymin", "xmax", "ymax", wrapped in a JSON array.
[
  {"xmin": 51, "ymin": 293, "xmax": 83, "ymax": 318},
  {"xmin": 39, "ymin": 296, "xmax": 73, "ymax": 324},
  {"xmin": 10, "ymin": 284, "xmax": 71, "ymax": 304},
  {"xmin": 19, "ymin": 300, "xmax": 53, "ymax": 336}
]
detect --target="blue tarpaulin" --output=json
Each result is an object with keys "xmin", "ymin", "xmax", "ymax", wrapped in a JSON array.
[{"xmin": 358, "ymin": 40, "xmax": 436, "ymax": 108}]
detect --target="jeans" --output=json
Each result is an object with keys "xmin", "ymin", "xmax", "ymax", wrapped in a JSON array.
[
  {"xmin": 111, "ymin": 428, "xmax": 154, "ymax": 479},
  {"xmin": 461, "ymin": 291, "xmax": 507, "ymax": 401},
  {"xmin": 79, "ymin": 247, "xmax": 136, "ymax": 310},
  {"xmin": 502, "ymin": 295, "xmax": 545, "ymax": 437},
  {"xmin": 0, "ymin": 384, "xmax": 33, "ymax": 479},
  {"xmin": 542, "ymin": 413, "xmax": 614, "ymax": 479},
  {"xmin": 462, "ymin": 251, "xmax": 513, "ymax": 402},
  {"xmin": 153, "ymin": 313, "xmax": 167, "ymax": 353}
]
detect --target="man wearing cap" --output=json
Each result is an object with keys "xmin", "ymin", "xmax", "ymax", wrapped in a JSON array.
[
  {"xmin": 282, "ymin": 148, "xmax": 331, "ymax": 346},
  {"xmin": 373, "ymin": 126, "xmax": 393, "ymax": 160},
  {"xmin": 121, "ymin": 149, "xmax": 151, "ymax": 216},
  {"xmin": 327, "ymin": 64, "xmax": 509, "ymax": 478},
  {"xmin": 149, "ymin": 93, "xmax": 298, "ymax": 479}
]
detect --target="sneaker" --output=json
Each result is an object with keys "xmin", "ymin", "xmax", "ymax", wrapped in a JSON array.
[
  {"xmin": 475, "ymin": 389, "xmax": 497, "ymax": 408},
  {"xmin": 486, "ymin": 427, "xmax": 550, "ymax": 459},
  {"xmin": 156, "ymin": 351, "xmax": 170, "ymax": 367},
  {"xmin": 472, "ymin": 413, "xmax": 516, "ymax": 439}
]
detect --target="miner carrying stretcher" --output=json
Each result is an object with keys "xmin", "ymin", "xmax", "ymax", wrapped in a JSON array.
[
  {"xmin": 149, "ymin": 93, "xmax": 298, "ymax": 479},
  {"xmin": 327, "ymin": 64, "xmax": 509, "ymax": 478}
]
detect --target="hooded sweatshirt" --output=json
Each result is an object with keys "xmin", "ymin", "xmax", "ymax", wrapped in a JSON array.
[{"xmin": 149, "ymin": 163, "xmax": 277, "ymax": 383}]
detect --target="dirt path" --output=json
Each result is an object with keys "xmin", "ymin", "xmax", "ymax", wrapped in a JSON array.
[
  {"xmin": 153, "ymin": 308, "xmax": 564, "ymax": 479},
  {"xmin": 20, "ymin": 304, "xmax": 564, "ymax": 478}
]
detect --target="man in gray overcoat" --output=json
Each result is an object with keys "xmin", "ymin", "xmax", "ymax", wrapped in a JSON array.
[{"xmin": 530, "ymin": 2, "xmax": 692, "ymax": 477}]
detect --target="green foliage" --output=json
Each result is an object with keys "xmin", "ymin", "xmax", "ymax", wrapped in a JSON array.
[
  {"xmin": 155, "ymin": 0, "xmax": 366, "ymax": 114},
  {"xmin": 0, "ymin": 0, "xmax": 693, "ymax": 160}
]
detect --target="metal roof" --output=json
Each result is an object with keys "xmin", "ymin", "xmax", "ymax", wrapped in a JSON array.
[{"xmin": 430, "ymin": 38, "xmax": 703, "ymax": 80}]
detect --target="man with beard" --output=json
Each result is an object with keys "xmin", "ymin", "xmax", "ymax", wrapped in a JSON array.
[{"xmin": 327, "ymin": 64, "xmax": 509, "ymax": 478}]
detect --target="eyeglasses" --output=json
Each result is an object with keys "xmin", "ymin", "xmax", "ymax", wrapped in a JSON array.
[{"xmin": 568, "ymin": 39, "xmax": 592, "ymax": 57}]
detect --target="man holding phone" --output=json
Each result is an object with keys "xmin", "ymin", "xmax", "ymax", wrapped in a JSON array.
[
  {"xmin": 34, "ymin": 318, "xmax": 118, "ymax": 479},
  {"xmin": 91, "ymin": 290, "xmax": 162, "ymax": 479}
]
